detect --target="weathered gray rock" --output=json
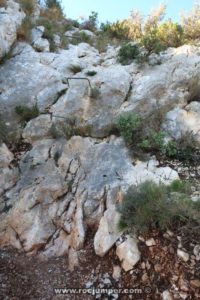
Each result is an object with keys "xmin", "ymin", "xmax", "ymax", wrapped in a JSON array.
[
  {"xmin": 94, "ymin": 205, "xmax": 122, "ymax": 257},
  {"xmin": 22, "ymin": 114, "xmax": 52, "ymax": 143},
  {"xmin": 0, "ymin": 136, "xmax": 179, "ymax": 256},
  {"xmin": 0, "ymin": 0, "xmax": 25, "ymax": 59},
  {"xmin": 121, "ymin": 45, "xmax": 200, "ymax": 117},
  {"xmin": 162, "ymin": 102, "xmax": 200, "ymax": 144},
  {"xmin": 116, "ymin": 236, "xmax": 141, "ymax": 271},
  {"xmin": 79, "ymin": 29, "xmax": 96, "ymax": 38},
  {"xmin": 0, "ymin": 143, "xmax": 19, "ymax": 197},
  {"xmin": 0, "ymin": 44, "xmax": 68, "ymax": 129},
  {"xmin": 51, "ymin": 65, "xmax": 132, "ymax": 137}
]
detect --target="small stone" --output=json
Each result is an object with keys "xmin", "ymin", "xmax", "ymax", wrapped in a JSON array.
[
  {"xmin": 103, "ymin": 278, "xmax": 111, "ymax": 285},
  {"xmin": 141, "ymin": 262, "xmax": 146, "ymax": 269},
  {"xmin": 190, "ymin": 279, "xmax": 200, "ymax": 288},
  {"xmin": 177, "ymin": 249, "xmax": 189, "ymax": 262},
  {"xmin": 172, "ymin": 275, "xmax": 179, "ymax": 282},
  {"xmin": 146, "ymin": 261, "xmax": 151, "ymax": 270},
  {"xmin": 112, "ymin": 265, "xmax": 121, "ymax": 281},
  {"xmin": 162, "ymin": 290, "xmax": 173, "ymax": 300},
  {"xmin": 179, "ymin": 278, "xmax": 189, "ymax": 292},
  {"xmin": 141, "ymin": 273, "xmax": 148, "ymax": 282},
  {"xmin": 193, "ymin": 245, "xmax": 200, "ymax": 260},
  {"xmin": 179, "ymin": 292, "xmax": 188, "ymax": 300},
  {"xmin": 85, "ymin": 281, "xmax": 93, "ymax": 288},
  {"xmin": 145, "ymin": 238, "xmax": 156, "ymax": 246},
  {"xmin": 154, "ymin": 263, "xmax": 162, "ymax": 272}
]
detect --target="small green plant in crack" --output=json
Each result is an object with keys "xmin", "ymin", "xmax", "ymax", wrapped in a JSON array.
[
  {"xmin": 69, "ymin": 64, "xmax": 83, "ymax": 74},
  {"xmin": 53, "ymin": 150, "xmax": 61, "ymax": 165},
  {"xmin": 67, "ymin": 178, "xmax": 74, "ymax": 192},
  {"xmin": 90, "ymin": 87, "xmax": 101, "ymax": 99},
  {"xmin": 15, "ymin": 104, "xmax": 39, "ymax": 124},
  {"xmin": 85, "ymin": 70, "xmax": 97, "ymax": 76},
  {"xmin": 0, "ymin": 115, "xmax": 7, "ymax": 144}
]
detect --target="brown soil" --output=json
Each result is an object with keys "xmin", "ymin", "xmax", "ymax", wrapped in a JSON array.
[{"xmin": 0, "ymin": 229, "xmax": 199, "ymax": 300}]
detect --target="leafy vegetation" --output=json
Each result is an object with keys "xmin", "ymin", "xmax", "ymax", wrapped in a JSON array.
[
  {"xmin": 116, "ymin": 112, "xmax": 142, "ymax": 143},
  {"xmin": 118, "ymin": 43, "xmax": 140, "ymax": 65},
  {"xmin": 15, "ymin": 104, "xmax": 39, "ymax": 124},
  {"xmin": 85, "ymin": 71, "xmax": 97, "ymax": 76},
  {"xmin": 80, "ymin": 11, "xmax": 98, "ymax": 32},
  {"xmin": 115, "ymin": 111, "xmax": 200, "ymax": 163},
  {"xmin": 117, "ymin": 180, "xmax": 200, "ymax": 233},
  {"xmin": 69, "ymin": 64, "xmax": 83, "ymax": 74}
]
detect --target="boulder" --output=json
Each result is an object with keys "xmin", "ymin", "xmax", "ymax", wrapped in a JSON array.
[
  {"xmin": 116, "ymin": 236, "xmax": 141, "ymax": 271},
  {"xmin": 0, "ymin": 0, "xmax": 25, "ymax": 59}
]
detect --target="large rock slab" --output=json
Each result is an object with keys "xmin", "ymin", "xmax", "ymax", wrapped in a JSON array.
[
  {"xmin": 0, "ymin": 0, "xmax": 25, "ymax": 59},
  {"xmin": 162, "ymin": 101, "xmax": 200, "ymax": 144},
  {"xmin": 0, "ymin": 136, "xmax": 179, "ymax": 256}
]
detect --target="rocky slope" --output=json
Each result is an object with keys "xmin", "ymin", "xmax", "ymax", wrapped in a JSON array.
[{"xmin": 0, "ymin": 1, "xmax": 200, "ymax": 299}]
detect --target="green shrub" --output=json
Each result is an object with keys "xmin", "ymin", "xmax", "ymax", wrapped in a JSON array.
[
  {"xmin": 116, "ymin": 112, "xmax": 142, "ymax": 143},
  {"xmin": 53, "ymin": 150, "xmax": 61, "ymax": 164},
  {"xmin": 38, "ymin": 19, "xmax": 57, "ymax": 51},
  {"xmin": 117, "ymin": 180, "xmax": 200, "ymax": 233},
  {"xmin": 181, "ymin": 2, "xmax": 200, "ymax": 41},
  {"xmin": 157, "ymin": 21, "xmax": 184, "ymax": 48},
  {"xmin": 100, "ymin": 20, "xmax": 130, "ymax": 40},
  {"xmin": 140, "ymin": 131, "xmax": 165, "ymax": 152},
  {"xmin": 69, "ymin": 64, "xmax": 83, "ymax": 74},
  {"xmin": 141, "ymin": 30, "xmax": 165, "ymax": 54},
  {"xmin": 85, "ymin": 70, "xmax": 97, "ymax": 76},
  {"xmin": 164, "ymin": 140, "xmax": 178, "ymax": 157},
  {"xmin": 15, "ymin": 104, "xmax": 39, "ymax": 124},
  {"xmin": 17, "ymin": 16, "xmax": 33, "ymax": 42},
  {"xmin": 118, "ymin": 43, "xmax": 140, "ymax": 65}
]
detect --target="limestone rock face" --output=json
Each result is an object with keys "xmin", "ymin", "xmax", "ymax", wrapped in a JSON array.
[
  {"xmin": 122, "ymin": 45, "xmax": 200, "ymax": 117},
  {"xmin": 0, "ymin": 144, "xmax": 19, "ymax": 198},
  {"xmin": 0, "ymin": 0, "xmax": 25, "ymax": 59},
  {"xmin": 162, "ymin": 102, "xmax": 200, "ymax": 144},
  {"xmin": 0, "ymin": 136, "xmax": 178, "ymax": 256},
  {"xmin": 1, "ymin": 22, "xmax": 199, "ymax": 261},
  {"xmin": 94, "ymin": 205, "xmax": 122, "ymax": 257}
]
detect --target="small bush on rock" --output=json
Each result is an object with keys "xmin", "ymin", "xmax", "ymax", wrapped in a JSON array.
[
  {"xmin": 0, "ymin": 115, "xmax": 7, "ymax": 144},
  {"xmin": 118, "ymin": 43, "xmax": 140, "ymax": 65},
  {"xmin": 17, "ymin": 16, "xmax": 33, "ymax": 42},
  {"xmin": 69, "ymin": 64, "xmax": 83, "ymax": 74},
  {"xmin": 0, "ymin": 0, "xmax": 7, "ymax": 8},
  {"xmin": 116, "ymin": 112, "xmax": 142, "ymax": 143},
  {"xmin": 90, "ymin": 87, "xmax": 101, "ymax": 99},
  {"xmin": 85, "ymin": 71, "xmax": 97, "ymax": 76},
  {"xmin": 15, "ymin": 104, "xmax": 39, "ymax": 124},
  {"xmin": 18, "ymin": 0, "xmax": 35, "ymax": 15},
  {"xmin": 117, "ymin": 180, "xmax": 200, "ymax": 233}
]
